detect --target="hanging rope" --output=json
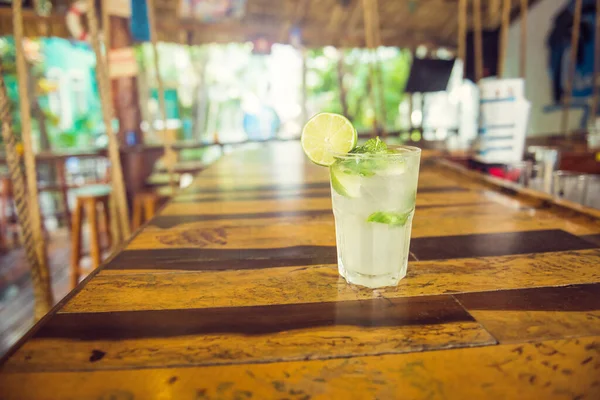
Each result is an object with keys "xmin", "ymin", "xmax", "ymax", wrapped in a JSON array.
[
  {"xmin": 12, "ymin": 0, "xmax": 53, "ymax": 318},
  {"xmin": 147, "ymin": 0, "xmax": 176, "ymax": 193},
  {"xmin": 561, "ymin": 0, "xmax": 583, "ymax": 138},
  {"xmin": 0, "ymin": 69, "xmax": 52, "ymax": 319},
  {"xmin": 590, "ymin": 0, "xmax": 600, "ymax": 124},
  {"xmin": 85, "ymin": 0, "xmax": 131, "ymax": 239}
]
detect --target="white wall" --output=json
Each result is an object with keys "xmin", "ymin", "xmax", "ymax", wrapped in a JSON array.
[{"xmin": 503, "ymin": 0, "xmax": 584, "ymax": 136}]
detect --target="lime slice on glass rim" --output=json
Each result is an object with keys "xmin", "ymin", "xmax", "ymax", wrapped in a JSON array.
[{"xmin": 301, "ymin": 112, "xmax": 357, "ymax": 167}]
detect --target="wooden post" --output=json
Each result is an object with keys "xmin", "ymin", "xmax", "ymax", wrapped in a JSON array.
[
  {"xmin": 147, "ymin": 0, "xmax": 176, "ymax": 192},
  {"xmin": 473, "ymin": 0, "xmax": 483, "ymax": 82},
  {"xmin": 497, "ymin": 0, "xmax": 510, "ymax": 78},
  {"xmin": 561, "ymin": 0, "xmax": 583, "ymax": 138},
  {"xmin": 457, "ymin": 0, "xmax": 467, "ymax": 75},
  {"xmin": 12, "ymin": 0, "xmax": 53, "ymax": 318},
  {"xmin": 520, "ymin": 0, "xmax": 528, "ymax": 79},
  {"xmin": 108, "ymin": 19, "xmax": 143, "ymax": 146},
  {"xmin": 86, "ymin": 0, "xmax": 131, "ymax": 239},
  {"xmin": 590, "ymin": 0, "xmax": 600, "ymax": 125}
]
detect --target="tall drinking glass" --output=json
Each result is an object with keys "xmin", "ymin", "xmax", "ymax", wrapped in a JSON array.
[{"xmin": 329, "ymin": 146, "xmax": 421, "ymax": 288}]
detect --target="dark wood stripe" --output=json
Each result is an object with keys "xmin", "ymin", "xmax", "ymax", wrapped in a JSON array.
[
  {"xmin": 110, "ymin": 230, "xmax": 595, "ymax": 271},
  {"xmin": 581, "ymin": 234, "xmax": 600, "ymax": 247},
  {"xmin": 151, "ymin": 202, "xmax": 491, "ymax": 229},
  {"xmin": 150, "ymin": 209, "xmax": 333, "ymax": 229},
  {"xmin": 173, "ymin": 186, "xmax": 469, "ymax": 203},
  {"xmin": 107, "ymin": 245, "xmax": 338, "ymax": 271},
  {"xmin": 33, "ymin": 295, "xmax": 473, "ymax": 340},
  {"xmin": 410, "ymin": 230, "xmax": 597, "ymax": 261},
  {"xmin": 456, "ymin": 283, "xmax": 600, "ymax": 312},
  {"xmin": 173, "ymin": 190, "xmax": 331, "ymax": 203},
  {"xmin": 184, "ymin": 181, "xmax": 330, "ymax": 194},
  {"xmin": 418, "ymin": 186, "xmax": 469, "ymax": 193}
]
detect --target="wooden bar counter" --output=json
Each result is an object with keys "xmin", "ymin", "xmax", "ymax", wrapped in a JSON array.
[{"xmin": 1, "ymin": 142, "xmax": 599, "ymax": 399}]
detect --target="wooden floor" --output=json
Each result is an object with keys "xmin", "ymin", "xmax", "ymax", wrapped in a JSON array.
[{"xmin": 0, "ymin": 227, "xmax": 106, "ymax": 357}]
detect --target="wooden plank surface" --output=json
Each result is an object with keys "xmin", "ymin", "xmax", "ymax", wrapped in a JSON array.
[{"xmin": 1, "ymin": 141, "xmax": 599, "ymax": 399}]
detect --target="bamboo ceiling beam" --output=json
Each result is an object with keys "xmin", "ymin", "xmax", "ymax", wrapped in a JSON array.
[
  {"xmin": 328, "ymin": 3, "xmax": 346, "ymax": 40},
  {"xmin": 345, "ymin": 0, "xmax": 365, "ymax": 45},
  {"xmin": 278, "ymin": 0, "xmax": 310, "ymax": 44},
  {"xmin": 156, "ymin": 17, "xmax": 455, "ymax": 49},
  {"xmin": 335, "ymin": 0, "xmax": 362, "ymax": 46},
  {"xmin": 487, "ymin": 0, "xmax": 501, "ymax": 26},
  {"xmin": 561, "ymin": 0, "xmax": 582, "ymax": 138},
  {"xmin": 362, "ymin": 0, "xmax": 375, "ymax": 49}
]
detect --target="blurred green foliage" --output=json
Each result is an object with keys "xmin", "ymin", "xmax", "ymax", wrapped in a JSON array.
[{"xmin": 307, "ymin": 47, "xmax": 411, "ymax": 131}]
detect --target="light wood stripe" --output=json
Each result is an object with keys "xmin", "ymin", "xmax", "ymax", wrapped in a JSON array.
[
  {"xmin": 1, "ymin": 336, "xmax": 598, "ymax": 399},
  {"xmin": 62, "ymin": 249, "xmax": 600, "ymax": 313},
  {"xmin": 144, "ymin": 201, "xmax": 600, "ymax": 235},
  {"xmin": 126, "ymin": 208, "xmax": 600, "ymax": 250}
]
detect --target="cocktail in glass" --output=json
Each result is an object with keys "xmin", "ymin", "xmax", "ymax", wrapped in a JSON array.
[{"xmin": 329, "ymin": 146, "xmax": 421, "ymax": 288}]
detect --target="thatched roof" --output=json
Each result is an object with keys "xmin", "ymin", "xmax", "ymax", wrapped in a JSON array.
[{"xmin": 0, "ymin": 0, "xmax": 534, "ymax": 49}]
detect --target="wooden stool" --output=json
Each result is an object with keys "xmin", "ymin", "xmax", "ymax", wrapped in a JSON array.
[
  {"xmin": 132, "ymin": 186, "xmax": 175, "ymax": 230},
  {"xmin": 70, "ymin": 184, "xmax": 112, "ymax": 288}
]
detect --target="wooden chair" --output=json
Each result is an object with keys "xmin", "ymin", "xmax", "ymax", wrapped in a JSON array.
[{"xmin": 70, "ymin": 184, "xmax": 112, "ymax": 288}]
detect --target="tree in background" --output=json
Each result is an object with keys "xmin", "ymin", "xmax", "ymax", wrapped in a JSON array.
[
  {"xmin": 307, "ymin": 47, "xmax": 411, "ymax": 133},
  {"xmin": 0, "ymin": 36, "xmax": 53, "ymax": 150}
]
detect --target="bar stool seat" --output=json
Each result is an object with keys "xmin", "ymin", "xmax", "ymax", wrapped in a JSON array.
[
  {"xmin": 131, "ymin": 186, "xmax": 176, "ymax": 230},
  {"xmin": 132, "ymin": 186, "xmax": 176, "ymax": 230},
  {"xmin": 70, "ymin": 184, "xmax": 112, "ymax": 288}
]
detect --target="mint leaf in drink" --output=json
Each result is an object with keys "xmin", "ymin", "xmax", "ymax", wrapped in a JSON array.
[
  {"xmin": 367, "ymin": 210, "xmax": 413, "ymax": 227},
  {"xmin": 335, "ymin": 137, "xmax": 392, "ymax": 177},
  {"xmin": 335, "ymin": 158, "xmax": 377, "ymax": 177},
  {"xmin": 351, "ymin": 137, "xmax": 388, "ymax": 154}
]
